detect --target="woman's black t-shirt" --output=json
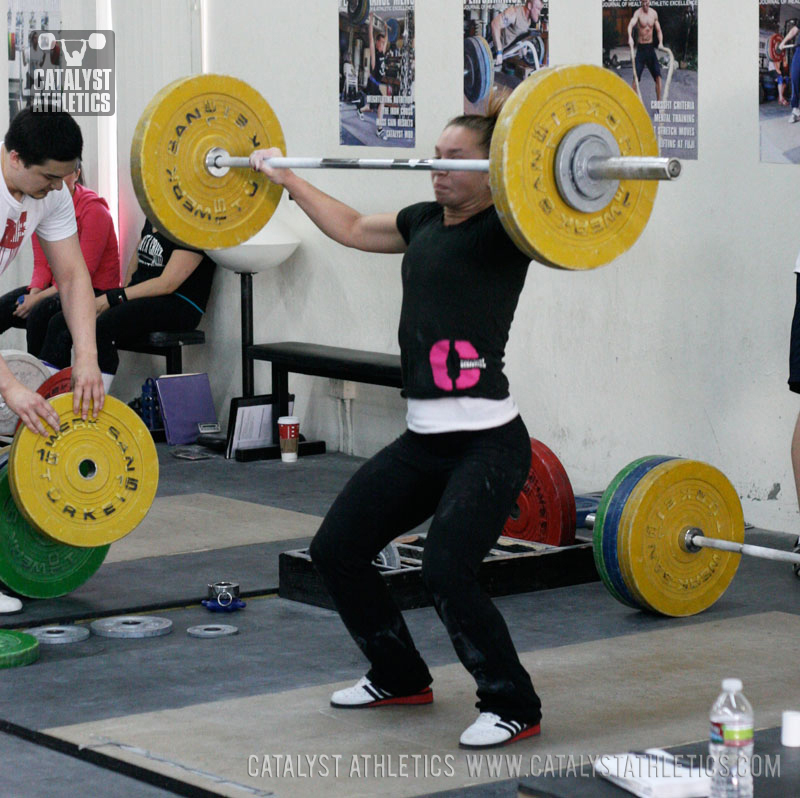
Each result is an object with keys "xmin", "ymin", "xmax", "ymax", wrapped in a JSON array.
[
  {"xmin": 129, "ymin": 220, "xmax": 216, "ymax": 313},
  {"xmin": 395, "ymin": 202, "xmax": 530, "ymax": 400}
]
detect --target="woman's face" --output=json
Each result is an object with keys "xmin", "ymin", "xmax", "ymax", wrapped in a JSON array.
[{"xmin": 431, "ymin": 125, "xmax": 491, "ymax": 208}]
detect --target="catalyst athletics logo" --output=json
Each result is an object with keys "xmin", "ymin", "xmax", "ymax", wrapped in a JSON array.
[{"xmin": 28, "ymin": 30, "xmax": 115, "ymax": 116}]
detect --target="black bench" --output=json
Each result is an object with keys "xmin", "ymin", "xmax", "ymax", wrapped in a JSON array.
[
  {"xmin": 243, "ymin": 341, "xmax": 403, "ymax": 461},
  {"xmin": 118, "ymin": 330, "xmax": 206, "ymax": 375}
]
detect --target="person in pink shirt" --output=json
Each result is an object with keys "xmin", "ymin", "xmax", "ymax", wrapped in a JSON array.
[{"xmin": 0, "ymin": 159, "xmax": 120, "ymax": 356}]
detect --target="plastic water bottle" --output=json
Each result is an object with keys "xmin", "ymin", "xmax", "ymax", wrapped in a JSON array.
[{"xmin": 709, "ymin": 678, "xmax": 754, "ymax": 798}]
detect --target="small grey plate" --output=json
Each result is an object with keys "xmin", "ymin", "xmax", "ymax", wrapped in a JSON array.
[
  {"xmin": 90, "ymin": 616, "xmax": 173, "ymax": 639},
  {"xmin": 187, "ymin": 624, "xmax": 239, "ymax": 639},
  {"xmin": 28, "ymin": 625, "xmax": 90, "ymax": 645}
]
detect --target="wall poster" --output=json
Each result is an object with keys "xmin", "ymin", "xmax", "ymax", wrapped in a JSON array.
[
  {"xmin": 463, "ymin": 1, "xmax": 549, "ymax": 114},
  {"xmin": 8, "ymin": 0, "xmax": 61, "ymax": 121},
  {"xmin": 759, "ymin": 0, "xmax": 800, "ymax": 163},
  {"xmin": 602, "ymin": 0, "xmax": 698, "ymax": 160},
  {"xmin": 339, "ymin": 0, "xmax": 415, "ymax": 147}
]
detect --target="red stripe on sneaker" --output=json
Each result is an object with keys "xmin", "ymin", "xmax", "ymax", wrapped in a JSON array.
[
  {"xmin": 504, "ymin": 723, "xmax": 541, "ymax": 746},
  {"xmin": 371, "ymin": 687, "xmax": 433, "ymax": 707}
]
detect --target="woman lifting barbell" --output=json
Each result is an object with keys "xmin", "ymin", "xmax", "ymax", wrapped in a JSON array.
[{"xmin": 250, "ymin": 93, "xmax": 542, "ymax": 750}]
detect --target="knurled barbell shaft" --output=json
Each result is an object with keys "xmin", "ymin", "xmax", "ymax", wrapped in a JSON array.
[
  {"xmin": 208, "ymin": 154, "xmax": 489, "ymax": 172},
  {"xmin": 583, "ymin": 513, "xmax": 800, "ymax": 565},
  {"xmin": 206, "ymin": 153, "xmax": 681, "ymax": 181}
]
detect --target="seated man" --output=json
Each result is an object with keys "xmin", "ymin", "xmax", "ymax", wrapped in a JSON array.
[
  {"xmin": 38, "ymin": 218, "xmax": 215, "ymax": 383},
  {"xmin": 0, "ymin": 159, "xmax": 120, "ymax": 358}
]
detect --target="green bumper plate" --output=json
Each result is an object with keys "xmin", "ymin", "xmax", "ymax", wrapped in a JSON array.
[
  {"xmin": 0, "ymin": 630, "xmax": 39, "ymax": 668},
  {"xmin": 0, "ymin": 465, "xmax": 109, "ymax": 598}
]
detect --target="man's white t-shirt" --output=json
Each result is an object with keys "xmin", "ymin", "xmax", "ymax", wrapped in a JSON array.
[{"xmin": 0, "ymin": 162, "xmax": 77, "ymax": 278}]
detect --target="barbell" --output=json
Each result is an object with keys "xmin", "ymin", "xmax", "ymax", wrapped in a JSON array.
[
  {"xmin": 503, "ymin": 442, "xmax": 799, "ymax": 617},
  {"xmin": 37, "ymin": 31, "xmax": 106, "ymax": 51},
  {"xmin": 131, "ymin": 66, "xmax": 681, "ymax": 270}
]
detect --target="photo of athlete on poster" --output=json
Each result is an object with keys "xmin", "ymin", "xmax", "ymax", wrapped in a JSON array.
[
  {"xmin": 759, "ymin": 1, "xmax": 800, "ymax": 164},
  {"xmin": 463, "ymin": 1, "xmax": 548, "ymax": 114},
  {"xmin": 339, "ymin": 0, "xmax": 415, "ymax": 147},
  {"xmin": 603, "ymin": 0, "xmax": 698, "ymax": 160}
]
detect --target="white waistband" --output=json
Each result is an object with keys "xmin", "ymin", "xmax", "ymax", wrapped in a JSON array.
[{"xmin": 406, "ymin": 395, "xmax": 519, "ymax": 434}]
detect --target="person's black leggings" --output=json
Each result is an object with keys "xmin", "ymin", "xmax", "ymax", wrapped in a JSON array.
[
  {"xmin": 0, "ymin": 285, "xmax": 67, "ymax": 358},
  {"xmin": 38, "ymin": 294, "xmax": 202, "ymax": 374},
  {"xmin": 309, "ymin": 414, "xmax": 542, "ymax": 724}
]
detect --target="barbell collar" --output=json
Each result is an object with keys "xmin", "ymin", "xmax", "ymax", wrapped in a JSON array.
[
  {"xmin": 586, "ymin": 156, "xmax": 681, "ymax": 182},
  {"xmin": 205, "ymin": 151, "xmax": 681, "ymax": 180},
  {"xmin": 684, "ymin": 529, "xmax": 800, "ymax": 565},
  {"xmin": 555, "ymin": 123, "xmax": 621, "ymax": 213}
]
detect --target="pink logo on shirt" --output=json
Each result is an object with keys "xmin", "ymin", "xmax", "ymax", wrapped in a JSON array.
[
  {"xmin": 429, "ymin": 339, "xmax": 485, "ymax": 391},
  {"xmin": 0, "ymin": 213, "xmax": 27, "ymax": 250}
]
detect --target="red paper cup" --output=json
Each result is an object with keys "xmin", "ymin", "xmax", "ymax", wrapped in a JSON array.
[{"xmin": 277, "ymin": 415, "xmax": 300, "ymax": 462}]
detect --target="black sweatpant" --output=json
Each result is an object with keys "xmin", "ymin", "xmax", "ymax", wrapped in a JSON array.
[
  {"xmin": 38, "ymin": 294, "xmax": 202, "ymax": 374},
  {"xmin": 0, "ymin": 285, "xmax": 66, "ymax": 358},
  {"xmin": 309, "ymin": 414, "xmax": 542, "ymax": 724}
]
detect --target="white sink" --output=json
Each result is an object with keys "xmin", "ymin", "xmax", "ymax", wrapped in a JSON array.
[{"xmin": 209, "ymin": 218, "xmax": 300, "ymax": 273}]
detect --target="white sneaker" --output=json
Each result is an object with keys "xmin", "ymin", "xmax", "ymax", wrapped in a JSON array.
[
  {"xmin": 789, "ymin": 109, "xmax": 800, "ymax": 123},
  {"xmin": 330, "ymin": 675, "xmax": 433, "ymax": 708},
  {"xmin": 459, "ymin": 712, "xmax": 541, "ymax": 749},
  {"xmin": 0, "ymin": 592, "xmax": 22, "ymax": 614}
]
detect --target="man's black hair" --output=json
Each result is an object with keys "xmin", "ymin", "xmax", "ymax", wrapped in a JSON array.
[{"xmin": 4, "ymin": 108, "xmax": 83, "ymax": 166}]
